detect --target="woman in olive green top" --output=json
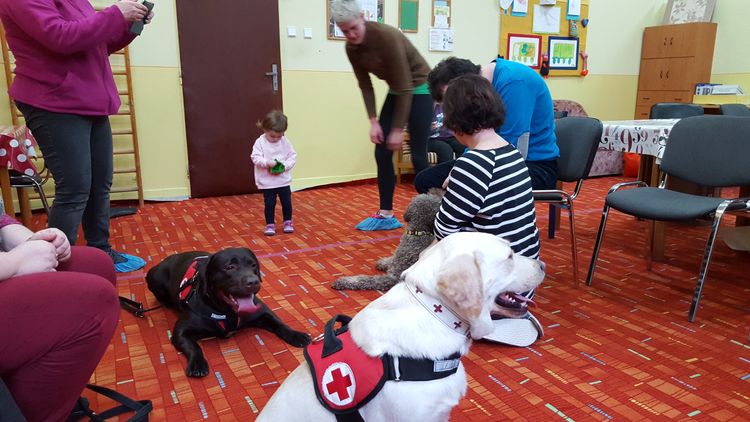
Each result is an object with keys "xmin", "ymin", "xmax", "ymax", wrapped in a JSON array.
[{"xmin": 332, "ymin": 0, "xmax": 433, "ymax": 230}]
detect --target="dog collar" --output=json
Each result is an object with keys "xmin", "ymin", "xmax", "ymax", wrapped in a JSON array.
[
  {"xmin": 405, "ymin": 229, "xmax": 432, "ymax": 236},
  {"xmin": 407, "ymin": 285, "xmax": 470, "ymax": 337}
]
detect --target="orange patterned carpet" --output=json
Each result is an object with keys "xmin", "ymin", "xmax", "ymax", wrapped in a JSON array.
[{"xmin": 54, "ymin": 176, "xmax": 748, "ymax": 421}]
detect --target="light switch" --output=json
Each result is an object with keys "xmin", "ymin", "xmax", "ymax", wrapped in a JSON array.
[
  {"xmin": 287, "ymin": 26, "xmax": 297, "ymax": 37},
  {"xmin": 304, "ymin": 28, "xmax": 313, "ymax": 39}
]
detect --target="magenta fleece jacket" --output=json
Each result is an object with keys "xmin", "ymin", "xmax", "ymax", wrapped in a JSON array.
[{"xmin": 0, "ymin": 0, "xmax": 136, "ymax": 116}]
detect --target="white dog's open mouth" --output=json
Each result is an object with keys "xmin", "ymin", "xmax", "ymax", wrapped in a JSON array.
[{"xmin": 491, "ymin": 292, "xmax": 536, "ymax": 319}]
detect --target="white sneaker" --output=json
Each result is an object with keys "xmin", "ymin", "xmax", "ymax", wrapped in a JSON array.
[{"xmin": 482, "ymin": 312, "xmax": 543, "ymax": 347}]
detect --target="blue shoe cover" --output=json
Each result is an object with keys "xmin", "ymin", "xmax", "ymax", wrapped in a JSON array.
[
  {"xmin": 355, "ymin": 216, "xmax": 403, "ymax": 231},
  {"xmin": 114, "ymin": 253, "xmax": 146, "ymax": 273}
]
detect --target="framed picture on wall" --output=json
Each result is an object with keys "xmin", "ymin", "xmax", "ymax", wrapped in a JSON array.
[
  {"xmin": 327, "ymin": 0, "xmax": 385, "ymax": 40},
  {"xmin": 663, "ymin": 0, "xmax": 716, "ymax": 24},
  {"xmin": 506, "ymin": 33, "xmax": 542, "ymax": 68},
  {"xmin": 548, "ymin": 36, "xmax": 579, "ymax": 70}
]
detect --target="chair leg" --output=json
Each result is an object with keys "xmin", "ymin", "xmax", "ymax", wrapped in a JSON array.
[
  {"xmin": 548, "ymin": 204, "xmax": 556, "ymax": 239},
  {"xmin": 567, "ymin": 200, "xmax": 579, "ymax": 288},
  {"xmin": 35, "ymin": 183, "xmax": 51, "ymax": 215},
  {"xmin": 687, "ymin": 204, "xmax": 728, "ymax": 322},
  {"xmin": 646, "ymin": 221, "xmax": 654, "ymax": 271},
  {"xmin": 585, "ymin": 203, "xmax": 611, "ymax": 286}
]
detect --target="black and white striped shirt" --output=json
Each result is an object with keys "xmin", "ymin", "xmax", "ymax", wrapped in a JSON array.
[{"xmin": 434, "ymin": 146, "xmax": 541, "ymax": 259}]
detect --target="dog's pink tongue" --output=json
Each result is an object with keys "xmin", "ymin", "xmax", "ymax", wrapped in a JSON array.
[
  {"xmin": 236, "ymin": 294, "xmax": 260, "ymax": 315},
  {"xmin": 509, "ymin": 292, "xmax": 536, "ymax": 308}
]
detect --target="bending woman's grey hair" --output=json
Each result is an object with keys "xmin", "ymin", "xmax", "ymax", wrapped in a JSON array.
[{"xmin": 330, "ymin": 0, "xmax": 362, "ymax": 23}]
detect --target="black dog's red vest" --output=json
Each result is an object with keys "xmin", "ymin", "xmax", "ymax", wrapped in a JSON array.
[{"xmin": 304, "ymin": 315, "xmax": 462, "ymax": 422}]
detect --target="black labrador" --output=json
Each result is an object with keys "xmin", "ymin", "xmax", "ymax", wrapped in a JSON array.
[{"xmin": 146, "ymin": 247, "xmax": 311, "ymax": 377}]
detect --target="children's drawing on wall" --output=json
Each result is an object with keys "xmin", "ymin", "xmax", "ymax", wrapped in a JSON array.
[
  {"xmin": 532, "ymin": 4, "xmax": 561, "ymax": 34},
  {"xmin": 548, "ymin": 36, "xmax": 579, "ymax": 70},
  {"xmin": 512, "ymin": 0, "xmax": 528, "ymax": 16},
  {"xmin": 507, "ymin": 34, "xmax": 541, "ymax": 68},
  {"xmin": 567, "ymin": 0, "xmax": 582, "ymax": 18}
]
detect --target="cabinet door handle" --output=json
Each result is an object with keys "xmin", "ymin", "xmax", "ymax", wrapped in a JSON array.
[
  {"xmin": 665, "ymin": 70, "xmax": 669, "ymax": 79},
  {"xmin": 669, "ymin": 37, "xmax": 673, "ymax": 45},
  {"xmin": 660, "ymin": 70, "xmax": 663, "ymax": 79},
  {"xmin": 663, "ymin": 37, "xmax": 667, "ymax": 46}
]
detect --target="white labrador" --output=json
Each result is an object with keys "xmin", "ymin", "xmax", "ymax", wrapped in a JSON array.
[{"xmin": 257, "ymin": 232, "xmax": 545, "ymax": 422}]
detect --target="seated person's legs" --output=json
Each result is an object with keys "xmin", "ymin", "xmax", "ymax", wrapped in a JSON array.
[
  {"xmin": 526, "ymin": 159, "xmax": 559, "ymax": 190},
  {"xmin": 414, "ymin": 159, "xmax": 455, "ymax": 193},
  {"xmin": 58, "ymin": 246, "xmax": 117, "ymax": 286},
  {"xmin": 446, "ymin": 137, "xmax": 466, "ymax": 158},
  {"xmin": 0, "ymin": 268, "xmax": 119, "ymax": 421},
  {"xmin": 428, "ymin": 138, "xmax": 455, "ymax": 164}
]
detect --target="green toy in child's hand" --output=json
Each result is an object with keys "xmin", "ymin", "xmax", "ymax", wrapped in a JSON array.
[{"xmin": 270, "ymin": 159, "xmax": 285, "ymax": 175}]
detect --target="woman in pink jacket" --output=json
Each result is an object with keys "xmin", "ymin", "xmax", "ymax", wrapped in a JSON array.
[{"xmin": 0, "ymin": 0, "xmax": 153, "ymax": 272}]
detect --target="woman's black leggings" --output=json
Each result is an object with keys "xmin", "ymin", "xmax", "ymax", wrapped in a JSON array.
[{"xmin": 375, "ymin": 93, "xmax": 434, "ymax": 210}]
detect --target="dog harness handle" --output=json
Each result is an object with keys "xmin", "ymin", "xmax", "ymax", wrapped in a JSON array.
[{"xmin": 322, "ymin": 314, "xmax": 352, "ymax": 358}]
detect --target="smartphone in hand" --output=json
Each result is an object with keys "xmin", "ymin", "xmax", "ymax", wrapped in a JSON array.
[{"xmin": 130, "ymin": 1, "xmax": 155, "ymax": 35}]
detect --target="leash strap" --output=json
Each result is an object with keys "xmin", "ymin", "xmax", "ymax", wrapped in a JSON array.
[
  {"xmin": 118, "ymin": 296, "xmax": 163, "ymax": 318},
  {"xmin": 70, "ymin": 384, "xmax": 152, "ymax": 421}
]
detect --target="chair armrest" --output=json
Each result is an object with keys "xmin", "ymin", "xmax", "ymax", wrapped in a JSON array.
[{"xmin": 608, "ymin": 180, "xmax": 648, "ymax": 194}]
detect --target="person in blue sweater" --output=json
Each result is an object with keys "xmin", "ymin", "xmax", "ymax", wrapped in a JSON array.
[{"xmin": 416, "ymin": 57, "xmax": 559, "ymax": 192}]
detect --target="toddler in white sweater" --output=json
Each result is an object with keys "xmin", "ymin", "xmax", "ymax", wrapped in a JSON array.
[{"xmin": 251, "ymin": 110, "xmax": 297, "ymax": 236}]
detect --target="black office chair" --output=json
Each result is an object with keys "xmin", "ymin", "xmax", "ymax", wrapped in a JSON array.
[
  {"xmin": 719, "ymin": 103, "xmax": 750, "ymax": 117},
  {"xmin": 585, "ymin": 116, "xmax": 750, "ymax": 321},
  {"xmin": 649, "ymin": 102, "xmax": 704, "ymax": 119},
  {"xmin": 0, "ymin": 378, "xmax": 25, "ymax": 421},
  {"xmin": 8, "ymin": 170, "xmax": 50, "ymax": 215},
  {"xmin": 533, "ymin": 117, "xmax": 603, "ymax": 287}
]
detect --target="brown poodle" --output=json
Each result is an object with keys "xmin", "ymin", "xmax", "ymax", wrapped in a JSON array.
[{"xmin": 332, "ymin": 190, "xmax": 444, "ymax": 291}]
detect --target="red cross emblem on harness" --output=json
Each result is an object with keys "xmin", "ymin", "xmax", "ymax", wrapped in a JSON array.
[{"xmin": 321, "ymin": 362, "xmax": 357, "ymax": 406}]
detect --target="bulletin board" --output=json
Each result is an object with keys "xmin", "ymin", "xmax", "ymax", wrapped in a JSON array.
[
  {"xmin": 499, "ymin": 0, "xmax": 589, "ymax": 77},
  {"xmin": 399, "ymin": 0, "xmax": 419, "ymax": 33}
]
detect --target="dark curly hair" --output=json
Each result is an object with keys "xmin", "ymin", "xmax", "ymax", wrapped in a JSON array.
[
  {"xmin": 442, "ymin": 74, "xmax": 505, "ymax": 136},
  {"xmin": 427, "ymin": 57, "xmax": 481, "ymax": 102}
]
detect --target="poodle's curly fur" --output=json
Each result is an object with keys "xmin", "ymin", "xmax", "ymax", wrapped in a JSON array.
[{"xmin": 332, "ymin": 190, "xmax": 444, "ymax": 291}]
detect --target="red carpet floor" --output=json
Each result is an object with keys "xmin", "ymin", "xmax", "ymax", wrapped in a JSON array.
[{"xmin": 61, "ymin": 176, "xmax": 748, "ymax": 421}]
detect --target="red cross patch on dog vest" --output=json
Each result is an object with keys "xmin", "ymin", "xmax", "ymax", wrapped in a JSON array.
[{"xmin": 304, "ymin": 317, "xmax": 386, "ymax": 414}]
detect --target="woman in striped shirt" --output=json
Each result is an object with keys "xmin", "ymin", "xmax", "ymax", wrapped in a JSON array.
[{"xmin": 435, "ymin": 74, "xmax": 543, "ymax": 347}]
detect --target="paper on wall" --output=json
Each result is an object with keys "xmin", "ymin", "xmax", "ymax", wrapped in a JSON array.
[
  {"xmin": 532, "ymin": 4, "xmax": 561, "ymax": 34},
  {"xmin": 512, "ymin": 0, "xmax": 528, "ymax": 16},
  {"xmin": 434, "ymin": 15, "xmax": 449, "ymax": 29},
  {"xmin": 567, "ymin": 0, "xmax": 581, "ymax": 17},
  {"xmin": 499, "ymin": 0, "xmax": 513, "ymax": 10},
  {"xmin": 361, "ymin": 0, "xmax": 379, "ymax": 21},
  {"xmin": 429, "ymin": 28, "xmax": 454, "ymax": 51}
]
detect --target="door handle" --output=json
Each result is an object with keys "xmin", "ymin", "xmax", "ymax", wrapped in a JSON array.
[
  {"xmin": 265, "ymin": 64, "xmax": 279, "ymax": 92},
  {"xmin": 660, "ymin": 70, "xmax": 663, "ymax": 79}
]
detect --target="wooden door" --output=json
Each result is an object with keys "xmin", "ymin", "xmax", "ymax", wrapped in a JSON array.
[{"xmin": 176, "ymin": 0, "xmax": 282, "ymax": 198}]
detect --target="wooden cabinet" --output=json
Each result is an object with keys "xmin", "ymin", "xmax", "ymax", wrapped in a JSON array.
[{"xmin": 634, "ymin": 23, "xmax": 717, "ymax": 119}]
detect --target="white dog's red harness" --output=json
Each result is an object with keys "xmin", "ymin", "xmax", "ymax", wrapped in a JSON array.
[{"xmin": 304, "ymin": 315, "xmax": 462, "ymax": 422}]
